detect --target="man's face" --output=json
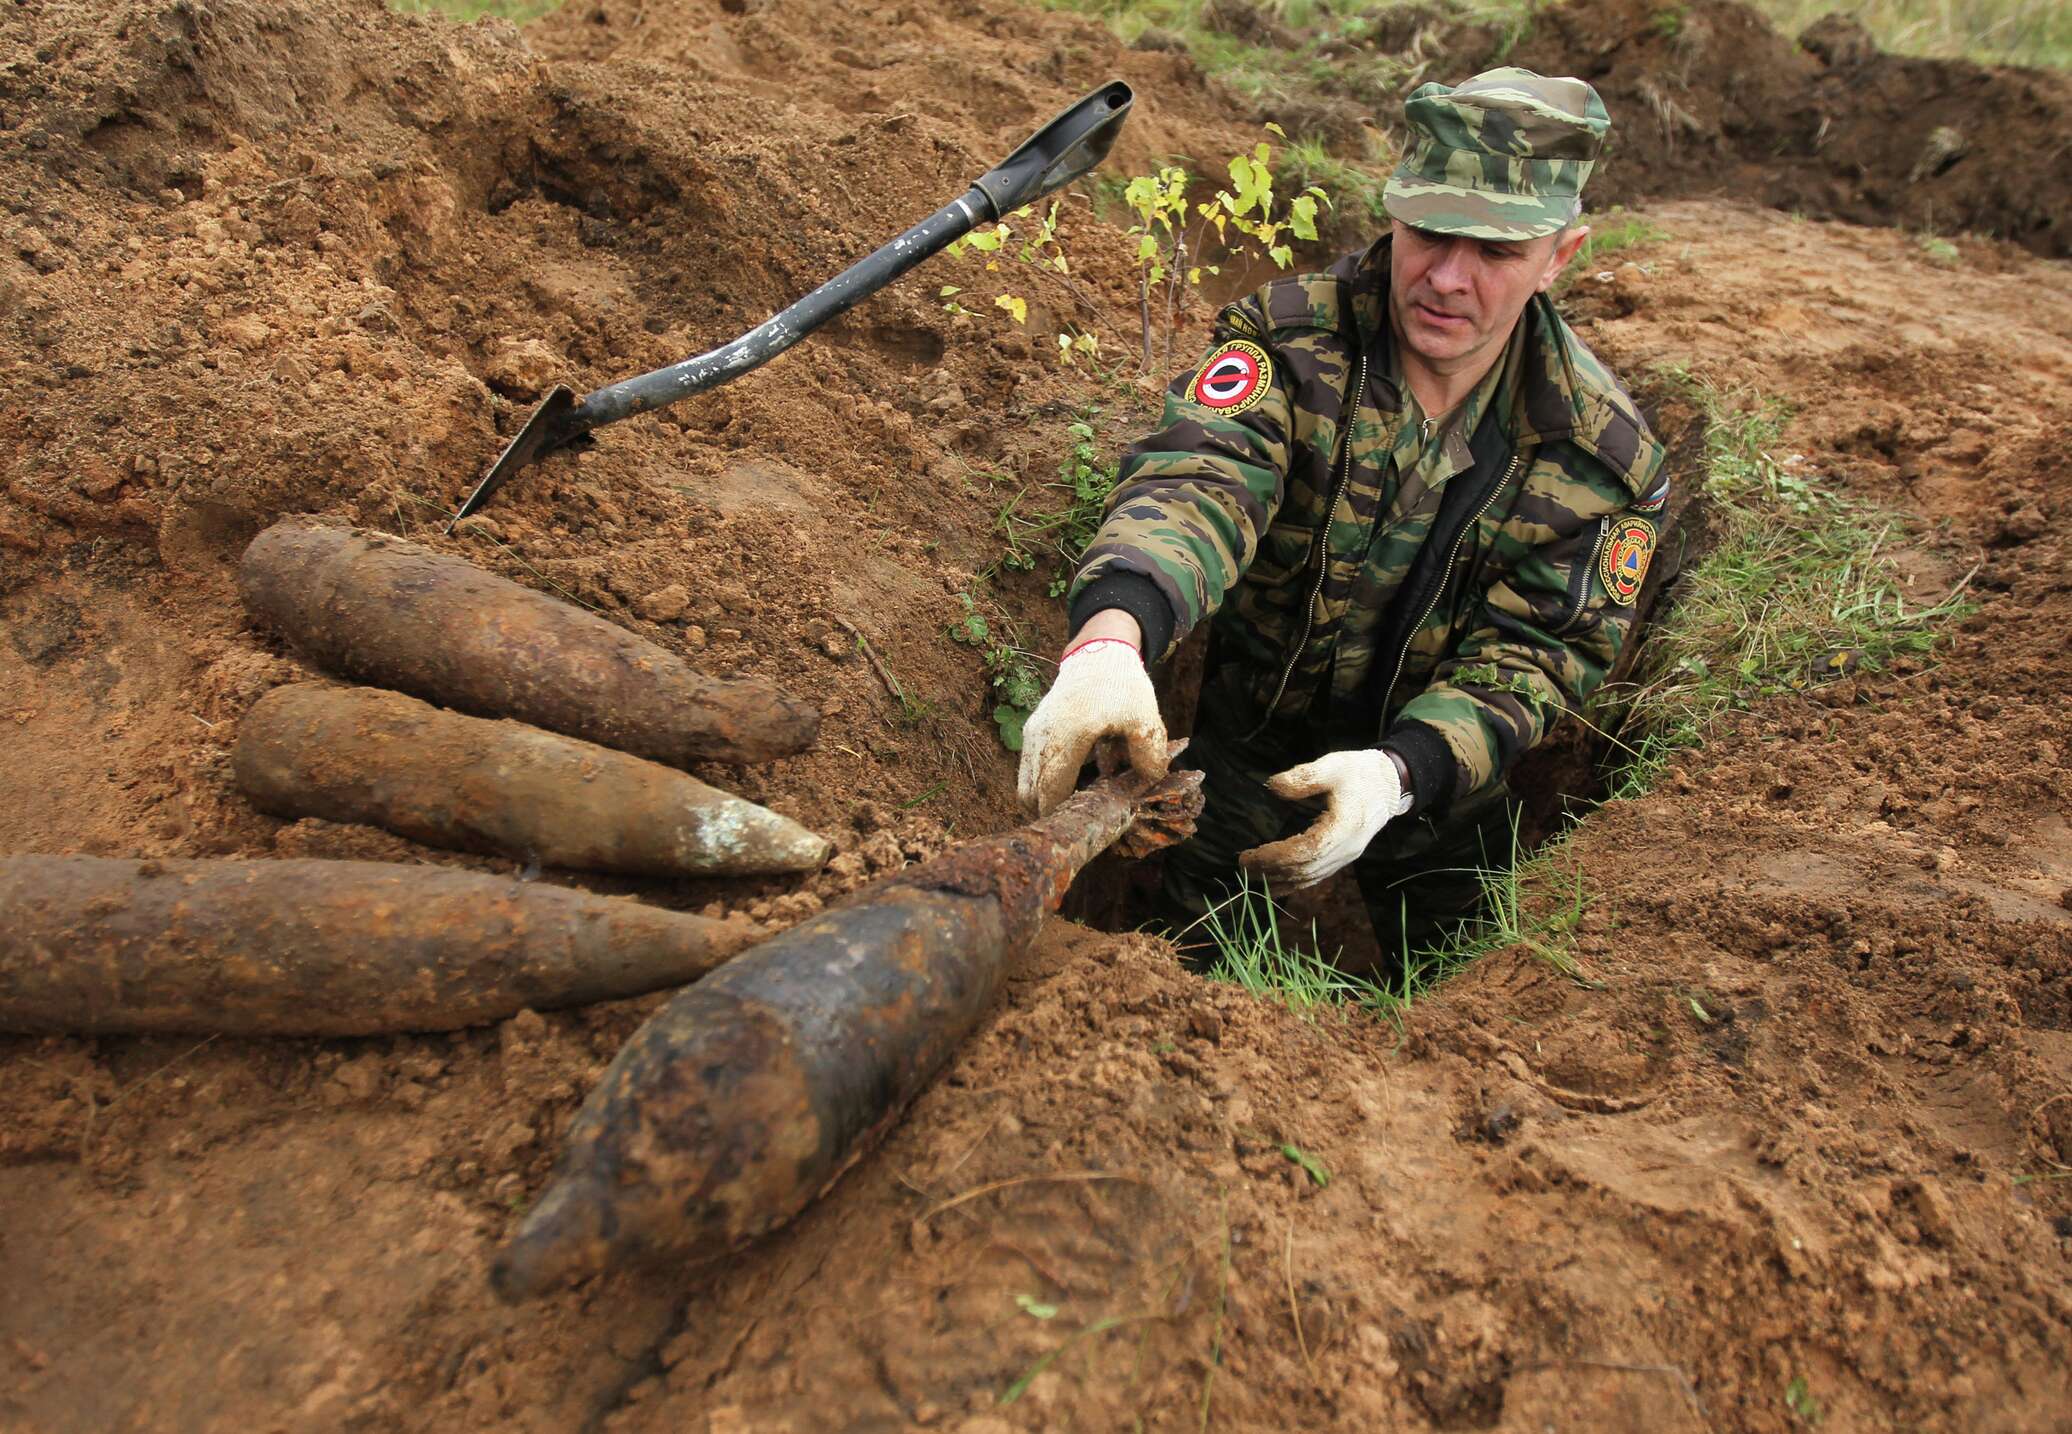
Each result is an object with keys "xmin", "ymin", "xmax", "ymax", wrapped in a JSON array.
[{"xmin": 1387, "ymin": 220, "xmax": 1590, "ymax": 371}]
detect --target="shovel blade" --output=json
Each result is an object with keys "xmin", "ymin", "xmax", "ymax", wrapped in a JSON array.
[{"xmin": 446, "ymin": 384, "xmax": 584, "ymax": 532}]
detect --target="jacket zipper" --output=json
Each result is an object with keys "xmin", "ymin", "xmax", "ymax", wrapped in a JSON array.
[
  {"xmin": 1377, "ymin": 453, "xmax": 1524, "ymax": 717},
  {"xmin": 1558, "ymin": 515, "xmax": 1612, "ymax": 634},
  {"xmin": 1246, "ymin": 351, "xmax": 1369, "ymax": 741}
]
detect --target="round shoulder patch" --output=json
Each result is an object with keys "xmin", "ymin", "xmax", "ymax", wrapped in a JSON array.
[
  {"xmin": 1190, "ymin": 339, "xmax": 1273, "ymax": 417},
  {"xmin": 1600, "ymin": 515, "xmax": 1657, "ymax": 607}
]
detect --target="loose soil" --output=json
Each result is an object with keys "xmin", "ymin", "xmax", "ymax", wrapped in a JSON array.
[{"xmin": 0, "ymin": 0, "xmax": 2067, "ymax": 1430}]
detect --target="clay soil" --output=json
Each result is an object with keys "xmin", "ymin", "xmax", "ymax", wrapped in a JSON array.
[{"xmin": 1, "ymin": 0, "xmax": 2068, "ymax": 1429}]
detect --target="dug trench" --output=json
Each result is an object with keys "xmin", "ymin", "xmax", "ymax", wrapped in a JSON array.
[
  {"xmin": 1, "ymin": 0, "xmax": 2069, "ymax": 1430},
  {"xmin": 1061, "ymin": 377, "xmax": 1706, "ymax": 965}
]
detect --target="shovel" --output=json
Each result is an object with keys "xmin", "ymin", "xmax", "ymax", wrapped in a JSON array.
[{"xmin": 447, "ymin": 80, "xmax": 1135, "ymax": 530}]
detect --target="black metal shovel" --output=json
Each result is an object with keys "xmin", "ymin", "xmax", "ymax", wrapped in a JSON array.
[{"xmin": 447, "ymin": 81, "xmax": 1135, "ymax": 530}]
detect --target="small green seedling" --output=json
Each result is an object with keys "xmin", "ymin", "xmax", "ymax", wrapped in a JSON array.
[{"xmin": 1281, "ymin": 1144, "xmax": 1329, "ymax": 1187}]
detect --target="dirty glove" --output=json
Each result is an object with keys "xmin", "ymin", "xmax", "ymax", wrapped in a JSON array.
[
  {"xmin": 1239, "ymin": 749, "xmax": 1412, "ymax": 890},
  {"xmin": 1017, "ymin": 638, "xmax": 1168, "ymax": 816}
]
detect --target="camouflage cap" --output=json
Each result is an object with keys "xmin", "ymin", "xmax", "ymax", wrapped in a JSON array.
[{"xmin": 1383, "ymin": 67, "xmax": 1610, "ymax": 241}]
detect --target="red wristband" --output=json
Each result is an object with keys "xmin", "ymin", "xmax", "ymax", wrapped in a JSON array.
[{"xmin": 1060, "ymin": 636, "xmax": 1141, "ymax": 664}]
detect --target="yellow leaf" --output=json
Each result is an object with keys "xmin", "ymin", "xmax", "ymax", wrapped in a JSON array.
[{"xmin": 995, "ymin": 294, "xmax": 1028, "ymax": 325}]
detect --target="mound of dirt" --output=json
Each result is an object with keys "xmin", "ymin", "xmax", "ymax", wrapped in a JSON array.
[
  {"xmin": 1, "ymin": 0, "xmax": 2068, "ymax": 1428},
  {"xmin": 0, "ymin": 0, "xmax": 1242, "ymax": 865},
  {"xmin": 1514, "ymin": 0, "xmax": 2072, "ymax": 256},
  {"xmin": 1246, "ymin": 0, "xmax": 2072, "ymax": 257}
]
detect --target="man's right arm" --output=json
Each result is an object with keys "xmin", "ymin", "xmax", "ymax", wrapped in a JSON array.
[{"xmin": 1065, "ymin": 302, "xmax": 1297, "ymax": 662}]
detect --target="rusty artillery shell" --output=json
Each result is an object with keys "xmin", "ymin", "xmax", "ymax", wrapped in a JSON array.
[
  {"xmin": 0, "ymin": 856, "xmax": 762, "ymax": 1037},
  {"xmin": 491, "ymin": 759, "xmax": 1205, "ymax": 1299},
  {"xmin": 238, "ymin": 518, "xmax": 818, "ymax": 767},
  {"xmin": 234, "ymin": 684, "xmax": 832, "ymax": 877}
]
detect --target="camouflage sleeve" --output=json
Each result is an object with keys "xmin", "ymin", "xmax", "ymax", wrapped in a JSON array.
[
  {"xmin": 1389, "ymin": 444, "xmax": 1668, "ymax": 809},
  {"xmin": 1066, "ymin": 300, "xmax": 1296, "ymax": 662}
]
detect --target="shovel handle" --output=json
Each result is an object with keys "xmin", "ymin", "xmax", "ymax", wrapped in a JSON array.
[
  {"xmin": 577, "ymin": 186, "xmax": 992, "ymax": 431},
  {"xmin": 449, "ymin": 82, "xmax": 1134, "ymax": 528}
]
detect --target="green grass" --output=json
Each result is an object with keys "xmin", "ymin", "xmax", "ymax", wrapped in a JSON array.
[
  {"xmin": 1419, "ymin": 839, "xmax": 1592, "ymax": 978},
  {"xmin": 1044, "ymin": 0, "xmax": 2062, "ymax": 87},
  {"xmin": 389, "ymin": 0, "xmax": 563, "ymax": 21},
  {"xmin": 1188, "ymin": 874, "xmax": 1382, "ymax": 1011},
  {"xmin": 946, "ymin": 589, "xmax": 1045, "ymax": 750},
  {"xmin": 1187, "ymin": 833, "xmax": 1592, "ymax": 1017},
  {"xmin": 1553, "ymin": 209, "xmax": 1670, "ymax": 294},
  {"xmin": 1599, "ymin": 368, "xmax": 1974, "ymax": 797},
  {"xmin": 391, "ymin": 0, "xmax": 2063, "ymax": 101},
  {"xmin": 395, "ymin": 0, "xmax": 2067, "ymax": 67},
  {"xmin": 1278, "ymin": 135, "xmax": 1391, "ymax": 223},
  {"xmin": 987, "ymin": 410, "xmax": 1121, "ymax": 595},
  {"xmin": 1570, "ymin": 210, "xmax": 1669, "ymax": 270},
  {"xmin": 1770, "ymin": 0, "xmax": 2070, "ymax": 65},
  {"xmin": 1917, "ymin": 233, "xmax": 1962, "ymax": 264}
]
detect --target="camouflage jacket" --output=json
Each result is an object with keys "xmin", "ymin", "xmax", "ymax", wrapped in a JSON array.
[{"xmin": 1068, "ymin": 239, "xmax": 1668, "ymax": 819}]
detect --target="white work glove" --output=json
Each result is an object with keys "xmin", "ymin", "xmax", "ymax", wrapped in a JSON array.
[
  {"xmin": 1016, "ymin": 639, "xmax": 1168, "ymax": 816},
  {"xmin": 1239, "ymin": 749, "xmax": 1412, "ymax": 890}
]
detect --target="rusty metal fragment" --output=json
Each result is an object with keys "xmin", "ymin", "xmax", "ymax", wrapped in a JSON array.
[
  {"xmin": 234, "ymin": 683, "xmax": 831, "ymax": 877},
  {"xmin": 238, "ymin": 519, "xmax": 819, "ymax": 767},
  {"xmin": 491, "ymin": 756, "xmax": 1205, "ymax": 1300},
  {"xmin": 0, "ymin": 856, "xmax": 762, "ymax": 1037}
]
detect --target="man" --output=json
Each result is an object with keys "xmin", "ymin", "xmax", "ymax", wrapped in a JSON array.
[{"xmin": 1017, "ymin": 68, "xmax": 1669, "ymax": 962}]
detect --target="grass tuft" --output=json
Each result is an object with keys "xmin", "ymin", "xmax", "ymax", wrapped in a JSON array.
[
  {"xmin": 1188, "ymin": 874, "xmax": 1380, "ymax": 1011},
  {"xmin": 1277, "ymin": 135, "xmax": 1392, "ymax": 223},
  {"xmin": 1598, "ymin": 367, "xmax": 1974, "ymax": 796},
  {"xmin": 1186, "ymin": 828, "xmax": 1593, "ymax": 1019},
  {"xmin": 1571, "ymin": 210, "xmax": 1669, "ymax": 269},
  {"xmin": 1415, "ymin": 840, "xmax": 1592, "ymax": 979}
]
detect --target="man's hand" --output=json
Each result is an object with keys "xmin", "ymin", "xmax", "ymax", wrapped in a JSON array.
[
  {"xmin": 1239, "ymin": 750, "xmax": 1412, "ymax": 889},
  {"xmin": 1016, "ymin": 634, "xmax": 1168, "ymax": 816}
]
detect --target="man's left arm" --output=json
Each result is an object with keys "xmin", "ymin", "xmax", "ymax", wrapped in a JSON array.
[{"xmin": 1388, "ymin": 449, "xmax": 1669, "ymax": 816}]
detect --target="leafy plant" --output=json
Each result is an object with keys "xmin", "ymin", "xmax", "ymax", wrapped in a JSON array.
[
  {"xmin": 942, "ymin": 198, "xmax": 1102, "ymax": 359},
  {"xmin": 1278, "ymin": 134, "xmax": 1390, "ymax": 223},
  {"xmin": 1122, "ymin": 128, "xmax": 1328, "ymax": 373},
  {"xmin": 940, "ymin": 133, "xmax": 1336, "ymax": 378},
  {"xmin": 947, "ymin": 590, "xmax": 1044, "ymax": 751},
  {"xmin": 990, "ymin": 410, "xmax": 1121, "ymax": 597}
]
